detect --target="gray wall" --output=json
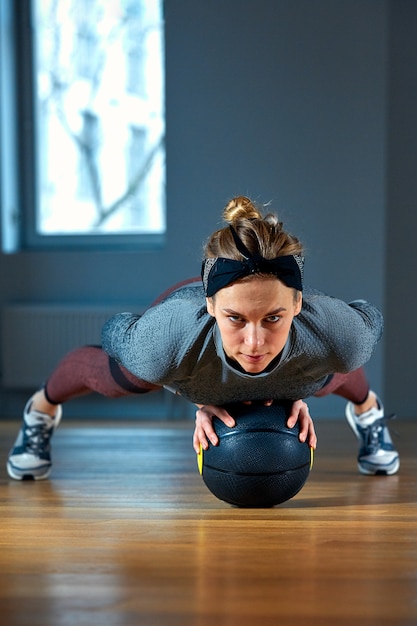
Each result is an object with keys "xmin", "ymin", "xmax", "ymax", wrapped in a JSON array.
[
  {"xmin": 1, "ymin": 0, "xmax": 411, "ymax": 420},
  {"xmin": 385, "ymin": 0, "xmax": 417, "ymax": 418}
]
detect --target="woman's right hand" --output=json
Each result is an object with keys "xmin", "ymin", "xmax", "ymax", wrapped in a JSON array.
[{"xmin": 193, "ymin": 405, "xmax": 235, "ymax": 453}]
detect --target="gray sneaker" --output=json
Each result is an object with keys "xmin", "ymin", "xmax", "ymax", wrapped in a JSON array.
[
  {"xmin": 7, "ymin": 397, "xmax": 62, "ymax": 480},
  {"xmin": 345, "ymin": 394, "xmax": 399, "ymax": 475}
]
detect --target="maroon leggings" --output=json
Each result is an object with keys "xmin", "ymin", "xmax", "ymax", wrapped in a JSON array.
[{"xmin": 44, "ymin": 278, "xmax": 370, "ymax": 407}]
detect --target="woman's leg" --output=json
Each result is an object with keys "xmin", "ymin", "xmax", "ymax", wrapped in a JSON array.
[
  {"xmin": 45, "ymin": 345, "xmax": 160, "ymax": 403},
  {"xmin": 314, "ymin": 367, "xmax": 373, "ymax": 410},
  {"xmin": 29, "ymin": 345, "xmax": 160, "ymax": 416},
  {"xmin": 7, "ymin": 346, "xmax": 162, "ymax": 480},
  {"xmin": 7, "ymin": 277, "xmax": 201, "ymax": 479}
]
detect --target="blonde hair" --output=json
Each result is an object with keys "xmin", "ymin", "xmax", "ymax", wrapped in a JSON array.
[{"xmin": 204, "ymin": 196, "xmax": 303, "ymax": 260}]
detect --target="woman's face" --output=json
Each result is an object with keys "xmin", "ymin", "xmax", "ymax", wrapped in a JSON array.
[{"xmin": 206, "ymin": 277, "xmax": 302, "ymax": 374}]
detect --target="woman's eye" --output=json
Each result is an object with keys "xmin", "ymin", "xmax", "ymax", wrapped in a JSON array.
[{"xmin": 265, "ymin": 315, "xmax": 280, "ymax": 323}]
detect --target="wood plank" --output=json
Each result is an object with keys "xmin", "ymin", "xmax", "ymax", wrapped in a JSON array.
[{"xmin": 0, "ymin": 418, "xmax": 416, "ymax": 626}]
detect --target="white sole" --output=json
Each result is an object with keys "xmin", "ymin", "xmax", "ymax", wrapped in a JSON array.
[{"xmin": 7, "ymin": 461, "xmax": 51, "ymax": 481}]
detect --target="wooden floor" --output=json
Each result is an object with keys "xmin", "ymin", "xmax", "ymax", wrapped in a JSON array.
[{"xmin": 0, "ymin": 416, "xmax": 416, "ymax": 626}]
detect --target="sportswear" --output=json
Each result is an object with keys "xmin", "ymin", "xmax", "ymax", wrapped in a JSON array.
[{"xmin": 102, "ymin": 283, "xmax": 383, "ymax": 406}]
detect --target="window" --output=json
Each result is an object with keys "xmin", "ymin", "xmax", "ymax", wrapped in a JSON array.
[{"xmin": 0, "ymin": 0, "xmax": 165, "ymax": 251}]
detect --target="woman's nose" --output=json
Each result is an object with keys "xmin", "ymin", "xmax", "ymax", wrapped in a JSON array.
[{"xmin": 244, "ymin": 325, "xmax": 264, "ymax": 348}]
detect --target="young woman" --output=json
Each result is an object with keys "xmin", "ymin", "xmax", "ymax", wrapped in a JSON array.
[{"xmin": 7, "ymin": 196, "xmax": 399, "ymax": 480}]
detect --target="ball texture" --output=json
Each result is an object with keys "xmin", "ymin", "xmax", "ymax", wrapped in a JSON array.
[{"xmin": 199, "ymin": 401, "xmax": 312, "ymax": 507}]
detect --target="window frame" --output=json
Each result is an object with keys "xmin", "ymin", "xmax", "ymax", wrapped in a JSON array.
[{"xmin": 2, "ymin": 0, "xmax": 165, "ymax": 253}]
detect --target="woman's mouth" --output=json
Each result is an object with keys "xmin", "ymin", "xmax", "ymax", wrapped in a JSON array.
[{"xmin": 242, "ymin": 354, "xmax": 265, "ymax": 363}]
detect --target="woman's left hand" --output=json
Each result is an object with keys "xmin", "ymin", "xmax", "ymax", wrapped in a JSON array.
[{"xmin": 286, "ymin": 399, "xmax": 317, "ymax": 449}]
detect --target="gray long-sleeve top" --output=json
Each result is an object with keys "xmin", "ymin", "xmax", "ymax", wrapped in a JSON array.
[{"xmin": 101, "ymin": 283, "xmax": 383, "ymax": 406}]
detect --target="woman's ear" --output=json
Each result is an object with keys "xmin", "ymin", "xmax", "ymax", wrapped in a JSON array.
[
  {"xmin": 206, "ymin": 297, "xmax": 215, "ymax": 317},
  {"xmin": 294, "ymin": 292, "xmax": 302, "ymax": 316}
]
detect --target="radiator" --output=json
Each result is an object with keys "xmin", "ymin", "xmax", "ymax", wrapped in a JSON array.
[{"xmin": 1, "ymin": 303, "xmax": 145, "ymax": 389}]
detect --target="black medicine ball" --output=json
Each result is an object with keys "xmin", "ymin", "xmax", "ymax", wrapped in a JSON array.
[{"xmin": 198, "ymin": 401, "xmax": 313, "ymax": 507}]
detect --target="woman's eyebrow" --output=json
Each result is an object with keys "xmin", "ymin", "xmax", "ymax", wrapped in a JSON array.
[{"xmin": 221, "ymin": 307, "xmax": 287, "ymax": 315}]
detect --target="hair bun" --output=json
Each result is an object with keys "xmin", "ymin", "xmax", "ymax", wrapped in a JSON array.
[{"xmin": 223, "ymin": 196, "xmax": 262, "ymax": 223}]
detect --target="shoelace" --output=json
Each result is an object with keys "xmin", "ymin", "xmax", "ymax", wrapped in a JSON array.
[
  {"xmin": 362, "ymin": 413, "xmax": 397, "ymax": 453},
  {"xmin": 23, "ymin": 423, "xmax": 52, "ymax": 455}
]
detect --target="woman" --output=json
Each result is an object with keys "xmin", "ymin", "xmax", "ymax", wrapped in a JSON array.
[{"xmin": 7, "ymin": 196, "xmax": 399, "ymax": 480}]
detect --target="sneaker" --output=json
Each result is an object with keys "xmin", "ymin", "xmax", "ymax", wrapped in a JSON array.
[
  {"xmin": 345, "ymin": 394, "xmax": 399, "ymax": 475},
  {"xmin": 7, "ymin": 397, "xmax": 62, "ymax": 480}
]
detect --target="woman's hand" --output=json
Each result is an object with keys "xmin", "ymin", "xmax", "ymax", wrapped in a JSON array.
[
  {"xmin": 193, "ymin": 399, "xmax": 317, "ymax": 454},
  {"xmin": 193, "ymin": 405, "xmax": 235, "ymax": 453},
  {"xmin": 287, "ymin": 399, "xmax": 317, "ymax": 449}
]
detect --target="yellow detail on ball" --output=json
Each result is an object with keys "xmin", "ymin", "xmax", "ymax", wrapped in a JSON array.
[
  {"xmin": 310, "ymin": 446, "xmax": 314, "ymax": 470},
  {"xmin": 197, "ymin": 444, "xmax": 203, "ymax": 475}
]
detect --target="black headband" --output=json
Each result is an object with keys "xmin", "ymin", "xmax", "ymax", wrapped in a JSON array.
[{"xmin": 202, "ymin": 226, "xmax": 304, "ymax": 297}]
